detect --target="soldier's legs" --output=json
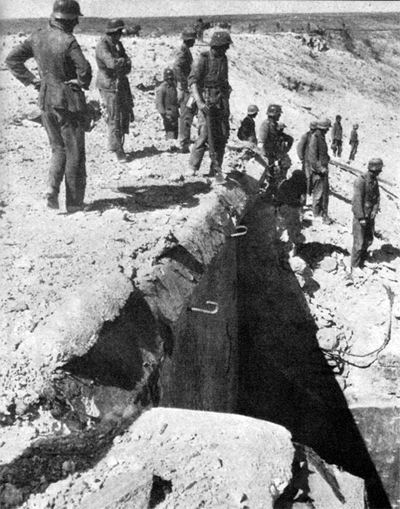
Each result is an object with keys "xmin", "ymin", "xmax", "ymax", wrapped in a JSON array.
[
  {"xmin": 321, "ymin": 175, "xmax": 330, "ymax": 218},
  {"xmin": 189, "ymin": 111, "xmax": 208, "ymax": 173},
  {"xmin": 351, "ymin": 217, "xmax": 365, "ymax": 267},
  {"xmin": 179, "ymin": 93, "xmax": 195, "ymax": 150},
  {"xmin": 61, "ymin": 111, "xmax": 86, "ymax": 210},
  {"xmin": 100, "ymin": 91, "xmax": 123, "ymax": 152},
  {"xmin": 337, "ymin": 139, "xmax": 342, "ymax": 157},
  {"xmin": 311, "ymin": 173, "xmax": 324, "ymax": 217},
  {"xmin": 41, "ymin": 108, "xmax": 67, "ymax": 206}
]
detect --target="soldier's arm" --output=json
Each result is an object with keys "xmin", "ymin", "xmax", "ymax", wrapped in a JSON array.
[
  {"xmin": 155, "ymin": 85, "xmax": 166, "ymax": 115},
  {"xmin": 351, "ymin": 177, "xmax": 365, "ymax": 219},
  {"xmin": 188, "ymin": 56, "xmax": 208, "ymax": 114},
  {"xmin": 69, "ymin": 38, "xmax": 92, "ymax": 90},
  {"xmin": 173, "ymin": 48, "xmax": 188, "ymax": 90},
  {"xmin": 308, "ymin": 134, "xmax": 324, "ymax": 173},
  {"xmin": 284, "ymin": 133, "xmax": 294, "ymax": 152},
  {"xmin": 296, "ymin": 133, "xmax": 307, "ymax": 161},
  {"xmin": 5, "ymin": 37, "xmax": 38, "ymax": 87},
  {"xmin": 258, "ymin": 121, "xmax": 269, "ymax": 155}
]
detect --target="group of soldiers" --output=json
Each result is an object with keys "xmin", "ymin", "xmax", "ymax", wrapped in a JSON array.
[{"xmin": 5, "ymin": 0, "xmax": 383, "ymax": 274}]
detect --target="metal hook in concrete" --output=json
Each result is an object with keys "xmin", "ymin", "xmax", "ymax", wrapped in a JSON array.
[
  {"xmin": 230, "ymin": 225, "xmax": 248, "ymax": 238},
  {"xmin": 189, "ymin": 301, "xmax": 219, "ymax": 315}
]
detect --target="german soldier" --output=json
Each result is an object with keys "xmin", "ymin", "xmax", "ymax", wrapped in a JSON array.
[
  {"xmin": 188, "ymin": 31, "xmax": 232, "ymax": 182},
  {"xmin": 95, "ymin": 18, "xmax": 134, "ymax": 162},
  {"xmin": 6, "ymin": 0, "xmax": 92, "ymax": 213},
  {"xmin": 351, "ymin": 158, "xmax": 383, "ymax": 274},
  {"xmin": 156, "ymin": 68, "xmax": 179, "ymax": 141},
  {"xmin": 237, "ymin": 105, "xmax": 259, "ymax": 144},
  {"xmin": 173, "ymin": 27, "xmax": 197, "ymax": 153},
  {"xmin": 307, "ymin": 117, "xmax": 332, "ymax": 223},
  {"xmin": 297, "ymin": 120, "xmax": 317, "ymax": 195}
]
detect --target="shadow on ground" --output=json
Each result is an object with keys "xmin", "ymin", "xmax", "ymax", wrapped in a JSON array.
[
  {"xmin": 236, "ymin": 197, "xmax": 392, "ymax": 509},
  {"xmin": 88, "ymin": 181, "xmax": 211, "ymax": 213}
]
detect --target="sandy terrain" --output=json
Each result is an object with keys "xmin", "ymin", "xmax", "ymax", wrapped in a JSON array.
[{"xmin": 0, "ymin": 27, "xmax": 399, "ymax": 507}]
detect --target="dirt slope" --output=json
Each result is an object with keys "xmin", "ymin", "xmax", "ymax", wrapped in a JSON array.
[{"xmin": 0, "ymin": 27, "xmax": 399, "ymax": 507}]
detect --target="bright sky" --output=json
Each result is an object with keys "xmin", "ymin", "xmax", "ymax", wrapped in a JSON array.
[{"xmin": 1, "ymin": 0, "xmax": 400, "ymax": 19}]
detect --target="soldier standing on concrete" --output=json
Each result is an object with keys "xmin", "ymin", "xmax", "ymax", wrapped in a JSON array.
[
  {"xmin": 6, "ymin": 0, "xmax": 92, "ymax": 213},
  {"xmin": 188, "ymin": 31, "xmax": 233, "ymax": 183},
  {"xmin": 237, "ymin": 105, "xmax": 259, "ymax": 144},
  {"xmin": 307, "ymin": 117, "xmax": 332, "ymax": 224},
  {"xmin": 95, "ymin": 18, "xmax": 134, "ymax": 162},
  {"xmin": 156, "ymin": 68, "xmax": 179, "ymax": 141},
  {"xmin": 173, "ymin": 27, "xmax": 197, "ymax": 153},
  {"xmin": 258, "ymin": 104, "xmax": 283, "ymax": 191},
  {"xmin": 351, "ymin": 158, "xmax": 383, "ymax": 274},
  {"xmin": 348, "ymin": 123, "xmax": 359, "ymax": 163},
  {"xmin": 331, "ymin": 114, "xmax": 343, "ymax": 157},
  {"xmin": 297, "ymin": 120, "xmax": 317, "ymax": 195}
]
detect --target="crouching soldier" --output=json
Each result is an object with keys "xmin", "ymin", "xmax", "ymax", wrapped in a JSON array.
[
  {"xmin": 351, "ymin": 158, "xmax": 383, "ymax": 275},
  {"xmin": 156, "ymin": 68, "xmax": 179, "ymax": 140},
  {"xmin": 237, "ymin": 104, "xmax": 259, "ymax": 144}
]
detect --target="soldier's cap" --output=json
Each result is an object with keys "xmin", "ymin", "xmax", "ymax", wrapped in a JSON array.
[
  {"xmin": 163, "ymin": 67, "xmax": 175, "ymax": 79},
  {"xmin": 267, "ymin": 104, "xmax": 282, "ymax": 116},
  {"xmin": 247, "ymin": 104, "xmax": 259, "ymax": 114},
  {"xmin": 182, "ymin": 27, "xmax": 197, "ymax": 40},
  {"xmin": 277, "ymin": 121, "xmax": 287, "ymax": 129},
  {"xmin": 368, "ymin": 158, "xmax": 384, "ymax": 171},
  {"xmin": 106, "ymin": 18, "xmax": 125, "ymax": 33},
  {"xmin": 335, "ymin": 114, "xmax": 342, "ymax": 120},
  {"xmin": 309, "ymin": 121, "xmax": 318, "ymax": 129},
  {"xmin": 353, "ymin": 123, "xmax": 359, "ymax": 128},
  {"xmin": 210, "ymin": 31, "xmax": 233, "ymax": 47},
  {"xmin": 316, "ymin": 117, "xmax": 332, "ymax": 129}
]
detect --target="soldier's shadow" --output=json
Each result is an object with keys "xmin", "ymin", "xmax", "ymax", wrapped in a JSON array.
[
  {"xmin": 125, "ymin": 145, "xmax": 166, "ymax": 161},
  {"xmin": 88, "ymin": 181, "xmax": 211, "ymax": 213},
  {"xmin": 370, "ymin": 243, "xmax": 400, "ymax": 264}
]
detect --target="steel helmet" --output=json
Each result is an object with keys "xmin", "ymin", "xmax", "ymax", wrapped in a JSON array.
[
  {"xmin": 210, "ymin": 31, "xmax": 233, "ymax": 47},
  {"xmin": 163, "ymin": 67, "xmax": 174, "ymax": 80},
  {"xmin": 267, "ymin": 104, "xmax": 282, "ymax": 117},
  {"xmin": 182, "ymin": 27, "xmax": 197, "ymax": 40},
  {"xmin": 106, "ymin": 19, "xmax": 125, "ymax": 33},
  {"xmin": 368, "ymin": 158, "xmax": 384, "ymax": 171},
  {"xmin": 247, "ymin": 104, "xmax": 259, "ymax": 114},
  {"xmin": 52, "ymin": 0, "xmax": 83, "ymax": 19},
  {"xmin": 316, "ymin": 117, "xmax": 332, "ymax": 129},
  {"xmin": 309, "ymin": 121, "xmax": 318, "ymax": 129}
]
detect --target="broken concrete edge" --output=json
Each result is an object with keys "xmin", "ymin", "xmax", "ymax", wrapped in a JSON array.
[
  {"xmin": 1, "ymin": 408, "xmax": 366, "ymax": 509},
  {"xmin": 0, "ymin": 168, "xmax": 264, "ymax": 416}
]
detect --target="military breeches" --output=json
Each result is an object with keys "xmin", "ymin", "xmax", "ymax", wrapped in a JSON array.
[
  {"xmin": 179, "ymin": 91, "xmax": 195, "ymax": 148},
  {"xmin": 100, "ymin": 90, "xmax": 130, "ymax": 152},
  {"xmin": 162, "ymin": 114, "xmax": 179, "ymax": 140},
  {"xmin": 349, "ymin": 143, "xmax": 358, "ymax": 161},
  {"xmin": 276, "ymin": 204, "xmax": 305, "ymax": 254},
  {"xmin": 310, "ymin": 173, "xmax": 329, "ymax": 217},
  {"xmin": 189, "ymin": 107, "xmax": 229, "ymax": 174},
  {"xmin": 351, "ymin": 217, "xmax": 375, "ymax": 267},
  {"xmin": 41, "ymin": 107, "xmax": 86, "ymax": 208}
]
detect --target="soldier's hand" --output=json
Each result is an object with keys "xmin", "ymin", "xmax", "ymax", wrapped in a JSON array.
[
  {"xmin": 31, "ymin": 79, "xmax": 41, "ymax": 91},
  {"xmin": 359, "ymin": 219, "xmax": 367, "ymax": 227},
  {"xmin": 198, "ymin": 101, "xmax": 209, "ymax": 115}
]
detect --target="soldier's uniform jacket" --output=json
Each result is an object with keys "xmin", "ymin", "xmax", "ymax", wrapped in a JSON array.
[
  {"xmin": 349, "ymin": 128, "xmax": 359, "ymax": 146},
  {"xmin": 297, "ymin": 130, "xmax": 313, "ymax": 162},
  {"xmin": 188, "ymin": 50, "xmax": 231, "ymax": 107},
  {"xmin": 308, "ymin": 129, "xmax": 330, "ymax": 174},
  {"xmin": 173, "ymin": 43, "xmax": 193, "ymax": 92},
  {"xmin": 352, "ymin": 172, "xmax": 380, "ymax": 220},
  {"xmin": 259, "ymin": 119, "xmax": 280, "ymax": 161},
  {"xmin": 6, "ymin": 20, "xmax": 92, "ymax": 113},
  {"xmin": 95, "ymin": 35, "xmax": 132, "ymax": 98},
  {"xmin": 331, "ymin": 121, "xmax": 342, "ymax": 141},
  {"xmin": 155, "ymin": 80, "xmax": 179, "ymax": 119},
  {"xmin": 238, "ymin": 115, "xmax": 256, "ymax": 143}
]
